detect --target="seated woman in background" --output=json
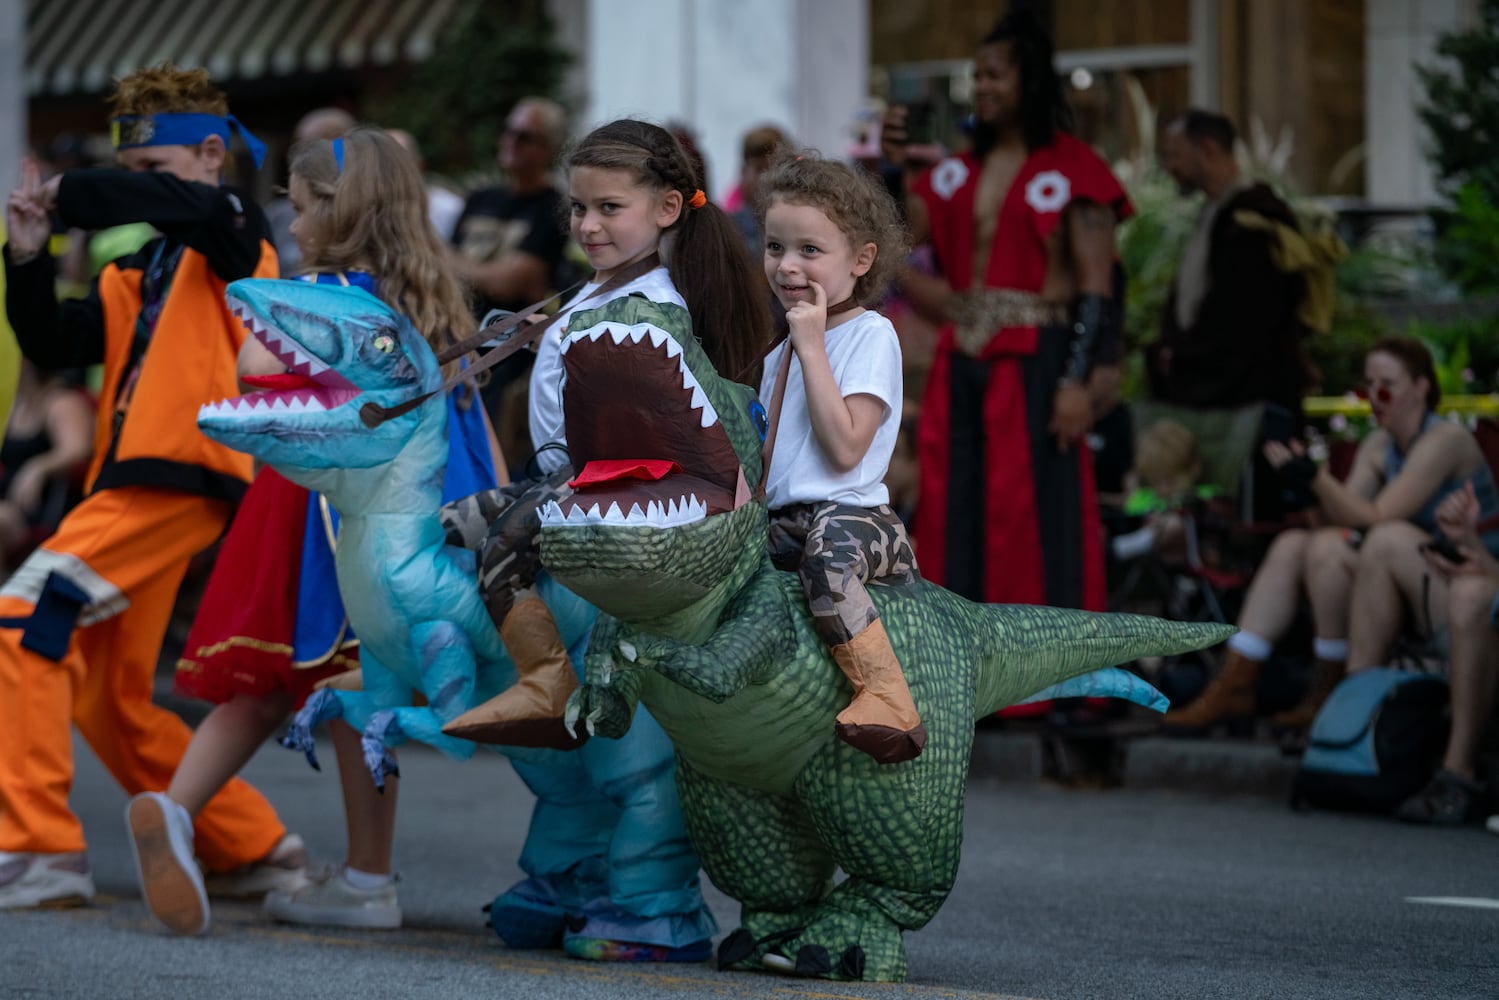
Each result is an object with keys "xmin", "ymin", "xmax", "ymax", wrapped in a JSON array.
[
  {"xmin": 1163, "ymin": 336, "xmax": 1499, "ymax": 734},
  {"xmin": 0, "ymin": 359, "xmax": 93, "ymax": 577},
  {"xmin": 1347, "ymin": 476, "xmax": 1499, "ymax": 825}
]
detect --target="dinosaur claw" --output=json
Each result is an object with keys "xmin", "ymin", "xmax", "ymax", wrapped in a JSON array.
[
  {"xmin": 279, "ymin": 688, "xmax": 345, "ymax": 770},
  {"xmin": 362, "ymin": 711, "xmax": 401, "ymax": 789},
  {"xmin": 794, "ymin": 944, "xmax": 831, "ymax": 977},
  {"xmin": 716, "ymin": 928, "xmax": 757, "ymax": 970},
  {"xmin": 279, "ymin": 723, "xmax": 320, "ymax": 770}
]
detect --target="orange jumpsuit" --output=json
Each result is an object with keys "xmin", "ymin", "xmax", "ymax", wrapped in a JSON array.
[{"xmin": 0, "ymin": 170, "xmax": 283, "ymax": 870}]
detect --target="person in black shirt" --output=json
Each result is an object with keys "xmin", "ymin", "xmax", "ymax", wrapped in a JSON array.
[{"xmin": 449, "ymin": 97, "xmax": 571, "ymax": 469}]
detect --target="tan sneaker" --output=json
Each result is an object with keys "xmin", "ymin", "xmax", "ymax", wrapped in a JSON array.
[
  {"xmin": 264, "ymin": 866, "xmax": 401, "ymax": 929},
  {"xmin": 203, "ymin": 833, "xmax": 311, "ymax": 899}
]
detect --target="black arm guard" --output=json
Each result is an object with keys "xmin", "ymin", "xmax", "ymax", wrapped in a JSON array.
[{"xmin": 1060, "ymin": 293, "xmax": 1112, "ymax": 385}]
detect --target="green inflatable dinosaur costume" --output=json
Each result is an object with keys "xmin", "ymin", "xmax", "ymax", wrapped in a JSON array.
[{"xmin": 496, "ymin": 295, "xmax": 1230, "ymax": 982}]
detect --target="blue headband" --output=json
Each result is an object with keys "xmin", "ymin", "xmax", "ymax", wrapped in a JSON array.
[
  {"xmin": 110, "ymin": 112, "xmax": 267, "ymax": 169},
  {"xmin": 331, "ymin": 138, "xmax": 345, "ymax": 173}
]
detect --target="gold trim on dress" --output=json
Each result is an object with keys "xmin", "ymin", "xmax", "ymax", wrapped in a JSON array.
[{"xmin": 948, "ymin": 288, "xmax": 1069, "ymax": 356}]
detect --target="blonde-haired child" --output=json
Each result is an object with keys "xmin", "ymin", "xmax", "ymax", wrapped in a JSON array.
[{"xmin": 125, "ymin": 126, "xmax": 500, "ymax": 935}]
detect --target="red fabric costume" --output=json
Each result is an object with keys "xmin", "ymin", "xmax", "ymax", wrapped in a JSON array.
[
  {"xmin": 911, "ymin": 133, "xmax": 1132, "ymax": 615},
  {"xmin": 174, "ymin": 467, "xmax": 357, "ymax": 708}
]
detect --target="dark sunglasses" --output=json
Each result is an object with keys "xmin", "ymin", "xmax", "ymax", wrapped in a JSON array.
[
  {"xmin": 503, "ymin": 127, "xmax": 546, "ymax": 145},
  {"xmin": 1354, "ymin": 384, "xmax": 1394, "ymax": 406}
]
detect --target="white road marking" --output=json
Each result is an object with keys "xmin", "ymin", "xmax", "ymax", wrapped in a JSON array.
[{"xmin": 1406, "ymin": 896, "xmax": 1499, "ymax": 910}]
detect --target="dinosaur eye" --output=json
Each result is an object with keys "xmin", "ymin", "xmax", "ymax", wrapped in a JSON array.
[
  {"xmin": 372, "ymin": 334, "xmax": 395, "ymax": 354},
  {"xmin": 748, "ymin": 400, "xmax": 768, "ymax": 442}
]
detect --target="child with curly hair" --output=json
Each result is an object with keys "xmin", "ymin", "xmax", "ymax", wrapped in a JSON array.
[{"xmin": 755, "ymin": 153, "xmax": 921, "ymax": 763}]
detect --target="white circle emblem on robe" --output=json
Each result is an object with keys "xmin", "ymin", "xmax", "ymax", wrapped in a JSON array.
[
  {"xmin": 1024, "ymin": 170, "xmax": 1071, "ymax": 214},
  {"xmin": 931, "ymin": 158, "xmax": 970, "ymax": 201}
]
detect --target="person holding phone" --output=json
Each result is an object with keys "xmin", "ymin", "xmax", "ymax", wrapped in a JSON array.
[
  {"xmin": 1164, "ymin": 337, "xmax": 1499, "ymax": 734},
  {"xmin": 1343, "ymin": 479, "xmax": 1499, "ymax": 825}
]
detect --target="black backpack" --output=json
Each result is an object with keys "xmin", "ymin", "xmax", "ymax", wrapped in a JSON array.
[{"xmin": 1291, "ymin": 667, "xmax": 1449, "ymax": 814}]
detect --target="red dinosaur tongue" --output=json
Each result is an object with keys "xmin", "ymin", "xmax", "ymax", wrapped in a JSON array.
[
  {"xmin": 242, "ymin": 372, "xmax": 324, "ymax": 392},
  {"xmin": 569, "ymin": 459, "xmax": 681, "ymax": 489}
]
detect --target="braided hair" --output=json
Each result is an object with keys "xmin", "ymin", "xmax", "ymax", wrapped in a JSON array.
[{"xmin": 566, "ymin": 120, "xmax": 772, "ymax": 384}]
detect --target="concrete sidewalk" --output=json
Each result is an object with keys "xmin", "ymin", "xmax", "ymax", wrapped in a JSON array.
[{"xmin": 969, "ymin": 723, "xmax": 1300, "ymax": 800}]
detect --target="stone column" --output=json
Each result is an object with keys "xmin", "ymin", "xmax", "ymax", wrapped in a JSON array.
[
  {"xmin": 581, "ymin": 0, "xmax": 868, "ymax": 202},
  {"xmin": 1365, "ymin": 0, "xmax": 1476, "ymax": 206}
]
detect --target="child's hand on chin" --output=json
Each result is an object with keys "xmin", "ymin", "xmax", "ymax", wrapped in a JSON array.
[{"xmin": 786, "ymin": 280, "xmax": 827, "ymax": 356}]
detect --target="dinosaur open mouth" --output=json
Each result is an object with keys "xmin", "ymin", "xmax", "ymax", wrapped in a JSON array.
[
  {"xmin": 200, "ymin": 297, "xmax": 362, "ymax": 418},
  {"xmin": 538, "ymin": 322, "xmax": 749, "ymax": 530}
]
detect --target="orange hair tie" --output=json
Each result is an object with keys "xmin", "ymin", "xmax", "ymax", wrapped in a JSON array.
[{"xmin": 688, "ymin": 188, "xmax": 707, "ymax": 210}]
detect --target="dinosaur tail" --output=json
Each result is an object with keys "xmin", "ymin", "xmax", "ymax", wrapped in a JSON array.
[{"xmin": 972, "ymin": 605, "xmax": 1234, "ymax": 717}]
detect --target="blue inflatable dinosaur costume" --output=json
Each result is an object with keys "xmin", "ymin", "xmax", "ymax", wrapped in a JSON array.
[{"xmin": 195, "ymin": 278, "xmax": 716, "ymax": 959}]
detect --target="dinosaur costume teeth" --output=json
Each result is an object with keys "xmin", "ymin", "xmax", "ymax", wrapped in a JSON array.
[{"xmin": 538, "ymin": 496, "xmax": 709, "ymax": 529}]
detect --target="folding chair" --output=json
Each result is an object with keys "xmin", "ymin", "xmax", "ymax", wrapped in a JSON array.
[{"xmin": 1109, "ymin": 400, "xmax": 1281, "ymax": 629}]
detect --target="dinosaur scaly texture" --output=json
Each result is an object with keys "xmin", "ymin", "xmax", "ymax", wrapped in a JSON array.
[{"xmin": 536, "ymin": 296, "xmax": 1233, "ymax": 982}]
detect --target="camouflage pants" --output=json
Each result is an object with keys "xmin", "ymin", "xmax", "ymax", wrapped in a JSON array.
[
  {"xmin": 767, "ymin": 501, "xmax": 919, "ymax": 647},
  {"xmin": 438, "ymin": 466, "xmax": 575, "ymax": 628}
]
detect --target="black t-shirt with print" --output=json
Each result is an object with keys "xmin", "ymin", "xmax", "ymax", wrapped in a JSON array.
[{"xmin": 451, "ymin": 185, "xmax": 568, "ymax": 318}]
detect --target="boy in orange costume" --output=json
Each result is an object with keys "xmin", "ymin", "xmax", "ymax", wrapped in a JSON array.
[{"xmin": 0, "ymin": 64, "xmax": 303, "ymax": 909}]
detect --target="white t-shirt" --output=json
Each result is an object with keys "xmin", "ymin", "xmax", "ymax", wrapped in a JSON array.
[
  {"xmin": 529, "ymin": 266, "xmax": 687, "ymax": 473},
  {"xmin": 759, "ymin": 309, "xmax": 902, "ymax": 509}
]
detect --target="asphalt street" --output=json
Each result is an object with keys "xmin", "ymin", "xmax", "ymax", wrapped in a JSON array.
[{"xmin": 2, "ymin": 732, "xmax": 1496, "ymax": 999}]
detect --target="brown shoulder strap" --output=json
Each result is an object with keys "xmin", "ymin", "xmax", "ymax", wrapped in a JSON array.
[
  {"xmin": 755, "ymin": 343, "xmax": 794, "ymax": 503},
  {"xmin": 360, "ymin": 254, "xmax": 661, "ymax": 428}
]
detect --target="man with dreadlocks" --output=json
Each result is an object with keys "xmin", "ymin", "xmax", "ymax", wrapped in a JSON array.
[{"xmin": 886, "ymin": 12, "xmax": 1131, "ymax": 634}]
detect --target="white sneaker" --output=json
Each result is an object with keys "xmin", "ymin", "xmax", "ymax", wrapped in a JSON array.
[
  {"xmin": 264, "ymin": 866, "xmax": 401, "ymax": 929},
  {"xmin": 204, "ymin": 833, "xmax": 311, "ymax": 899},
  {"xmin": 126, "ymin": 792, "xmax": 209, "ymax": 935},
  {"xmin": 0, "ymin": 851, "xmax": 95, "ymax": 909},
  {"xmin": 1487, "ymin": 815, "xmax": 1499, "ymax": 835}
]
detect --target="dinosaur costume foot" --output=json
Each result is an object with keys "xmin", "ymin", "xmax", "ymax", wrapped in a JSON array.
[
  {"xmin": 443, "ymin": 596, "xmax": 588, "ymax": 749},
  {"xmin": 486, "ymin": 891, "xmax": 567, "ymax": 950},
  {"xmin": 771, "ymin": 908, "xmax": 906, "ymax": 982},
  {"xmin": 715, "ymin": 911, "xmax": 822, "ymax": 972}
]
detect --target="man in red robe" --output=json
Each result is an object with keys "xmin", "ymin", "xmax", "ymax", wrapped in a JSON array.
[{"xmin": 888, "ymin": 12, "xmax": 1132, "ymax": 623}]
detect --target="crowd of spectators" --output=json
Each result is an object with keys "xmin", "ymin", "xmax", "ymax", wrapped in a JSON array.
[{"xmin": 4, "ymin": 14, "xmax": 1494, "ymax": 837}]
